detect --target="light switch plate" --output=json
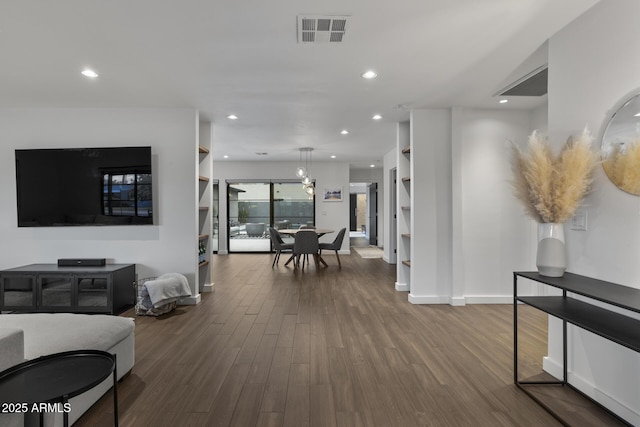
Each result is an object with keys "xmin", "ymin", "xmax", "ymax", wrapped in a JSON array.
[{"xmin": 571, "ymin": 209, "xmax": 587, "ymax": 231}]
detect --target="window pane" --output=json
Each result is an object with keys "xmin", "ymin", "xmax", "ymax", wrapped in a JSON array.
[
  {"xmin": 273, "ymin": 182, "xmax": 314, "ymax": 229},
  {"xmin": 228, "ymin": 182, "xmax": 271, "ymax": 252}
]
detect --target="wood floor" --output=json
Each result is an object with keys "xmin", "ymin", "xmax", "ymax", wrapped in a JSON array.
[{"xmin": 78, "ymin": 253, "xmax": 624, "ymax": 426}]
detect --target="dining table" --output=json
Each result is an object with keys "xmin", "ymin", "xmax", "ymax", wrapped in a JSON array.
[
  {"xmin": 277, "ymin": 228, "xmax": 334, "ymax": 267},
  {"xmin": 277, "ymin": 228, "xmax": 334, "ymax": 237}
]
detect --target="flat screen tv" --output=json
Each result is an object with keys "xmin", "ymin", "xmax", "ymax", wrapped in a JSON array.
[{"xmin": 15, "ymin": 146, "xmax": 153, "ymax": 227}]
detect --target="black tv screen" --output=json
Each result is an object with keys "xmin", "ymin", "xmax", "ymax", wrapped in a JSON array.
[{"xmin": 15, "ymin": 147, "xmax": 153, "ymax": 227}]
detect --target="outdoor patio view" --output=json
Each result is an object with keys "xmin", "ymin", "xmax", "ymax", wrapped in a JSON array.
[{"xmin": 228, "ymin": 181, "xmax": 315, "ymax": 252}]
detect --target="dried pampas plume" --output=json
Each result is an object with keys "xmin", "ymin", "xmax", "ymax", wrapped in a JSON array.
[
  {"xmin": 603, "ymin": 138, "xmax": 640, "ymax": 195},
  {"xmin": 511, "ymin": 128, "xmax": 597, "ymax": 223}
]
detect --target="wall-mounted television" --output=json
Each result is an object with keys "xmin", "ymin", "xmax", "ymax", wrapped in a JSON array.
[{"xmin": 15, "ymin": 146, "xmax": 153, "ymax": 227}]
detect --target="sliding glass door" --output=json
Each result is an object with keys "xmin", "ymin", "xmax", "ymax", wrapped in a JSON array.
[
  {"xmin": 273, "ymin": 182, "xmax": 315, "ymax": 230},
  {"xmin": 227, "ymin": 180, "xmax": 315, "ymax": 253}
]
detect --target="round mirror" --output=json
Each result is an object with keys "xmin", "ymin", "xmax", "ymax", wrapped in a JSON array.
[{"xmin": 601, "ymin": 93, "xmax": 640, "ymax": 195}]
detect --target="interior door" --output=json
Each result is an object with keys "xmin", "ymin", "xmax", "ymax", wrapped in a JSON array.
[
  {"xmin": 368, "ymin": 183, "xmax": 378, "ymax": 246},
  {"xmin": 349, "ymin": 193, "xmax": 357, "ymax": 231}
]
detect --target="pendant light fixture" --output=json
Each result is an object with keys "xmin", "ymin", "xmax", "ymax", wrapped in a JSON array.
[
  {"xmin": 295, "ymin": 147, "xmax": 312, "ymax": 178},
  {"xmin": 296, "ymin": 147, "xmax": 315, "ymax": 197}
]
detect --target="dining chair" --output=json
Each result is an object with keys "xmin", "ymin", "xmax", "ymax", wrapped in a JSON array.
[
  {"xmin": 293, "ymin": 230, "xmax": 319, "ymax": 270},
  {"xmin": 319, "ymin": 227, "xmax": 346, "ymax": 267},
  {"xmin": 268, "ymin": 227, "xmax": 293, "ymax": 267}
]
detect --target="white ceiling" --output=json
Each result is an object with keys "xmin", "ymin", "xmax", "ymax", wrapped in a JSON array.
[{"xmin": 0, "ymin": 0, "xmax": 598, "ymax": 169}]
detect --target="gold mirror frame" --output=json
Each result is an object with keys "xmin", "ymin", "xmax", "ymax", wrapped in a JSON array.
[{"xmin": 601, "ymin": 92, "xmax": 640, "ymax": 195}]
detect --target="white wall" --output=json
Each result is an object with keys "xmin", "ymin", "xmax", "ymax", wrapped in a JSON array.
[
  {"xmin": 408, "ymin": 109, "xmax": 453, "ymax": 304},
  {"xmin": 212, "ymin": 161, "xmax": 350, "ymax": 254},
  {"xmin": 0, "ymin": 108, "xmax": 200, "ymax": 296},
  {"xmin": 451, "ymin": 108, "xmax": 537, "ymax": 303},
  {"xmin": 547, "ymin": 0, "xmax": 640, "ymax": 423},
  {"xmin": 531, "ymin": 103, "xmax": 548, "ymax": 134}
]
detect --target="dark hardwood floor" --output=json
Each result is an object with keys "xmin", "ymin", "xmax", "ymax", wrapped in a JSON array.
[{"xmin": 78, "ymin": 253, "xmax": 624, "ymax": 426}]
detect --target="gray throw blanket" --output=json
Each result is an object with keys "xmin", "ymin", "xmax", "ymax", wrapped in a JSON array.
[{"xmin": 142, "ymin": 273, "xmax": 191, "ymax": 308}]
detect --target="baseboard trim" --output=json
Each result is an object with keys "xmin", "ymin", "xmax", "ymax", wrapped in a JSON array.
[
  {"xmin": 450, "ymin": 296, "xmax": 466, "ymax": 306},
  {"xmin": 395, "ymin": 282, "xmax": 409, "ymax": 292},
  {"xmin": 202, "ymin": 283, "xmax": 214, "ymax": 293},
  {"xmin": 407, "ymin": 294, "xmax": 449, "ymax": 304},
  {"xmin": 178, "ymin": 295, "xmax": 201, "ymax": 305},
  {"xmin": 463, "ymin": 295, "xmax": 512, "ymax": 304}
]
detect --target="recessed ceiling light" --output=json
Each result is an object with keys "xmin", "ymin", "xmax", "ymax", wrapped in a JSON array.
[
  {"xmin": 362, "ymin": 70, "xmax": 377, "ymax": 79},
  {"xmin": 330, "ymin": 155, "xmax": 337, "ymax": 159},
  {"xmin": 81, "ymin": 69, "xmax": 98, "ymax": 78},
  {"xmin": 223, "ymin": 155, "xmax": 229, "ymax": 159},
  {"xmin": 227, "ymin": 114, "xmax": 238, "ymax": 120},
  {"xmin": 370, "ymin": 164, "xmax": 375, "ymax": 168},
  {"xmin": 340, "ymin": 129, "xmax": 349, "ymax": 135},
  {"xmin": 499, "ymin": 99, "xmax": 508, "ymax": 104},
  {"xmin": 372, "ymin": 114, "xmax": 382, "ymax": 120}
]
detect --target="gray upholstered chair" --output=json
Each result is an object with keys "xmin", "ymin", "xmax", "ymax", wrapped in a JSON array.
[
  {"xmin": 268, "ymin": 227, "xmax": 293, "ymax": 267},
  {"xmin": 319, "ymin": 227, "xmax": 346, "ymax": 267},
  {"xmin": 293, "ymin": 230, "xmax": 319, "ymax": 269}
]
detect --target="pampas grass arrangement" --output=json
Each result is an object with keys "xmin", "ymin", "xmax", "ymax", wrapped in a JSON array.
[
  {"xmin": 511, "ymin": 128, "xmax": 597, "ymax": 223},
  {"xmin": 602, "ymin": 138, "xmax": 640, "ymax": 195}
]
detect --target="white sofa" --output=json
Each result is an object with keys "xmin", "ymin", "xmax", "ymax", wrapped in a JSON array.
[{"xmin": 0, "ymin": 313, "xmax": 135, "ymax": 427}]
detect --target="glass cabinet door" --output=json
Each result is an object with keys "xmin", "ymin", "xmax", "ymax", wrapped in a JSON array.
[
  {"xmin": 39, "ymin": 275, "xmax": 72, "ymax": 309},
  {"xmin": 76, "ymin": 275, "xmax": 110, "ymax": 310},
  {"xmin": 1, "ymin": 275, "xmax": 36, "ymax": 309}
]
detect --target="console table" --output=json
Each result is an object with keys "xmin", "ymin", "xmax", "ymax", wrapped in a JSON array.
[
  {"xmin": 513, "ymin": 271, "xmax": 640, "ymax": 426},
  {"xmin": 0, "ymin": 264, "xmax": 135, "ymax": 314}
]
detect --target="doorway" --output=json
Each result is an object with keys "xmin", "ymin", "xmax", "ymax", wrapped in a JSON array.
[{"xmin": 349, "ymin": 182, "xmax": 378, "ymax": 248}]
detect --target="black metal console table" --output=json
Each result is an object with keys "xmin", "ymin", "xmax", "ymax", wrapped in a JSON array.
[
  {"xmin": 513, "ymin": 271, "xmax": 640, "ymax": 426},
  {"xmin": 0, "ymin": 349, "xmax": 117, "ymax": 426}
]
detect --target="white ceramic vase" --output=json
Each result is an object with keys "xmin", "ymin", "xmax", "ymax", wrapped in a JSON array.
[{"xmin": 536, "ymin": 222, "xmax": 566, "ymax": 277}]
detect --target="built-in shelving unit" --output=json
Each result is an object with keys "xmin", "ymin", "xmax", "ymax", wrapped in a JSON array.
[
  {"xmin": 396, "ymin": 120, "xmax": 412, "ymax": 292},
  {"xmin": 197, "ymin": 132, "xmax": 213, "ymax": 294},
  {"xmin": 514, "ymin": 271, "xmax": 640, "ymax": 426}
]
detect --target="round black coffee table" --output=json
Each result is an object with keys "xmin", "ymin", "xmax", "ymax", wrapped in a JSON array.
[{"xmin": 0, "ymin": 349, "xmax": 118, "ymax": 427}]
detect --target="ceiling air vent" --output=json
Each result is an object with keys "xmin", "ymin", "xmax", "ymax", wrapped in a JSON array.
[{"xmin": 297, "ymin": 15, "xmax": 349, "ymax": 44}]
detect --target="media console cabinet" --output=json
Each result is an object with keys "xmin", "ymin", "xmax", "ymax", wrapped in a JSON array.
[
  {"xmin": 0, "ymin": 263, "xmax": 135, "ymax": 314},
  {"xmin": 514, "ymin": 271, "xmax": 640, "ymax": 426}
]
